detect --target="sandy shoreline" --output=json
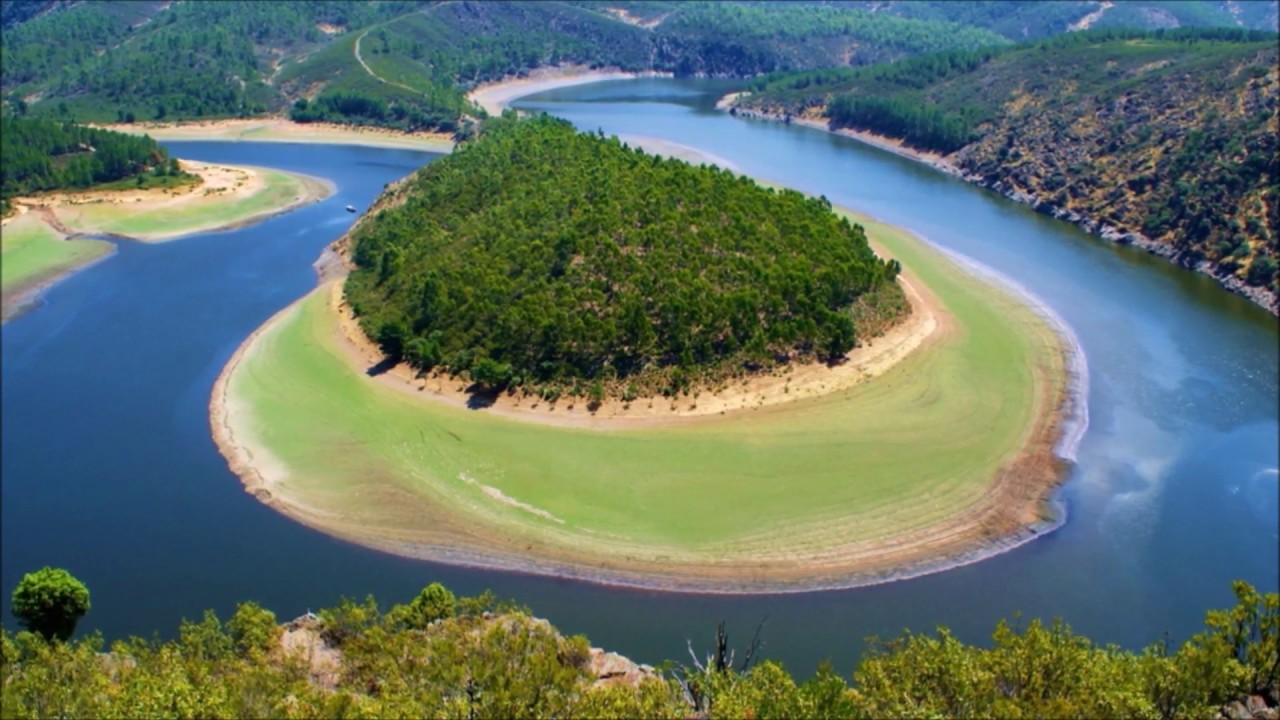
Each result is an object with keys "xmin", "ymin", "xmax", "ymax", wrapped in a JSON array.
[
  {"xmin": 325, "ymin": 253, "xmax": 935, "ymax": 431},
  {"xmin": 2, "ymin": 160, "xmax": 332, "ymax": 322},
  {"xmin": 467, "ymin": 65, "xmax": 673, "ymax": 117},
  {"xmin": 9, "ymin": 160, "xmax": 333, "ymax": 243},
  {"xmin": 96, "ymin": 118, "xmax": 456, "ymax": 153}
]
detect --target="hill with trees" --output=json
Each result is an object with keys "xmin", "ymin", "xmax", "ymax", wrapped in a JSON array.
[
  {"xmin": 343, "ymin": 115, "xmax": 906, "ymax": 402},
  {"xmin": 3, "ymin": 566, "xmax": 1278, "ymax": 719},
  {"xmin": 0, "ymin": 115, "xmax": 186, "ymax": 216},
  {"xmin": 1, "ymin": 0, "xmax": 1011, "ymax": 132},
  {"xmin": 732, "ymin": 28, "xmax": 1280, "ymax": 310}
]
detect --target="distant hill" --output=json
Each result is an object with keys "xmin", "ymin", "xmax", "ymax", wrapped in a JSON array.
[
  {"xmin": 733, "ymin": 28, "xmax": 1279, "ymax": 310},
  {"xmin": 0, "ymin": 0, "xmax": 1008, "ymax": 130},
  {"xmin": 762, "ymin": 1, "xmax": 1280, "ymax": 39}
]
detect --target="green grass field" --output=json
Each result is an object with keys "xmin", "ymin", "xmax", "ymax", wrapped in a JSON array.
[
  {"xmin": 1, "ymin": 214, "xmax": 112, "ymax": 304},
  {"xmin": 223, "ymin": 209, "xmax": 1065, "ymax": 585},
  {"xmin": 57, "ymin": 169, "xmax": 308, "ymax": 241}
]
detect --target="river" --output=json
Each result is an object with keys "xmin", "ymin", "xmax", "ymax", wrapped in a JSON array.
[{"xmin": 2, "ymin": 81, "xmax": 1276, "ymax": 676}]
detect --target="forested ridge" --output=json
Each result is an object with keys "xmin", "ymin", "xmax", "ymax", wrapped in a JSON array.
[
  {"xmin": 345, "ymin": 115, "xmax": 905, "ymax": 402},
  {"xmin": 0, "ymin": 115, "xmax": 184, "ymax": 216},
  {"xmin": 2, "ymin": 0, "xmax": 1012, "ymax": 132},
  {"xmin": 735, "ymin": 28, "xmax": 1280, "ymax": 301},
  {"xmin": 2, "ymin": 568, "xmax": 1277, "ymax": 719}
]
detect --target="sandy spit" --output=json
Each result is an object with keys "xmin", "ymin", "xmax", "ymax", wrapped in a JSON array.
[
  {"xmin": 10, "ymin": 160, "xmax": 334, "ymax": 243},
  {"xmin": 467, "ymin": 65, "xmax": 673, "ymax": 116},
  {"xmin": 95, "ymin": 118, "xmax": 456, "ymax": 153}
]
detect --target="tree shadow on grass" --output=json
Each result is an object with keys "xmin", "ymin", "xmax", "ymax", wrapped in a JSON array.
[
  {"xmin": 366, "ymin": 357, "xmax": 398, "ymax": 377},
  {"xmin": 465, "ymin": 384, "xmax": 499, "ymax": 410}
]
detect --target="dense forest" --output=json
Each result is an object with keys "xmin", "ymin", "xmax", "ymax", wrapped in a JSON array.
[
  {"xmin": 735, "ymin": 28, "xmax": 1280, "ymax": 298},
  {"xmin": 0, "ymin": 115, "xmax": 184, "ymax": 215},
  {"xmin": 345, "ymin": 115, "xmax": 905, "ymax": 401},
  {"xmin": 2, "ymin": 566, "xmax": 1277, "ymax": 719},
  {"xmin": 1, "ymin": 0, "xmax": 1011, "ymax": 131}
]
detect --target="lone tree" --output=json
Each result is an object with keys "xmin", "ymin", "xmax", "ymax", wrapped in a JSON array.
[
  {"xmin": 405, "ymin": 582, "xmax": 456, "ymax": 629},
  {"xmin": 11, "ymin": 567, "xmax": 90, "ymax": 641}
]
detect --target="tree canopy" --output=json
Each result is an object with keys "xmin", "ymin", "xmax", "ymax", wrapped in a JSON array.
[
  {"xmin": 0, "ymin": 115, "xmax": 183, "ymax": 215},
  {"xmin": 9, "ymin": 567, "xmax": 90, "ymax": 642},
  {"xmin": 345, "ymin": 115, "xmax": 905, "ymax": 400}
]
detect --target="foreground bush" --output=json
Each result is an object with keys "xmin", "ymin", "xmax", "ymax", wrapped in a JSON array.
[{"xmin": 0, "ymin": 579, "xmax": 1275, "ymax": 719}]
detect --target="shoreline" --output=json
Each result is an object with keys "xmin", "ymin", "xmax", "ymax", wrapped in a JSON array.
[
  {"xmin": 467, "ymin": 65, "xmax": 674, "ymax": 117},
  {"xmin": 720, "ymin": 93, "xmax": 1279, "ymax": 316},
  {"xmin": 0, "ymin": 242, "xmax": 116, "ymax": 324},
  {"xmin": 325, "ymin": 271, "xmax": 935, "ymax": 431},
  {"xmin": 2, "ymin": 162, "xmax": 332, "ymax": 323},
  {"xmin": 10, "ymin": 160, "xmax": 334, "ymax": 243},
  {"xmin": 94, "ymin": 118, "xmax": 456, "ymax": 153},
  {"xmin": 210, "ymin": 199, "xmax": 1078, "ymax": 594}
]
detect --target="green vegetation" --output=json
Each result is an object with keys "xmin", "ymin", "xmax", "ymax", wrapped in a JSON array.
[
  {"xmin": 3, "ymin": 0, "xmax": 1016, "ymax": 133},
  {"xmin": 0, "ymin": 115, "xmax": 185, "ymax": 215},
  {"xmin": 221, "ymin": 201, "xmax": 1060, "ymax": 585},
  {"xmin": 50, "ymin": 167, "xmax": 312, "ymax": 242},
  {"xmin": 738, "ymin": 28, "xmax": 1280, "ymax": 293},
  {"xmin": 0, "ymin": 215, "xmax": 111, "ymax": 303},
  {"xmin": 347, "ymin": 116, "xmax": 902, "ymax": 396},
  {"xmin": 9, "ymin": 568, "xmax": 90, "ymax": 642},
  {"xmin": 3, "ymin": 569, "xmax": 1277, "ymax": 719},
  {"xmin": 825, "ymin": 1, "xmax": 1279, "ymax": 39}
]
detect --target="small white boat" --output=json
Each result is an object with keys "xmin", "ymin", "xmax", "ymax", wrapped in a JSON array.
[{"xmin": 345, "ymin": 204, "xmax": 357, "ymax": 213}]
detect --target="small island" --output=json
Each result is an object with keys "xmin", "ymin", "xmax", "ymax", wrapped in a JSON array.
[
  {"xmin": 1, "ymin": 116, "xmax": 332, "ymax": 321},
  {"xmin": 212, "ymin": 116, "xmax": 1075, "ymax": 592}
]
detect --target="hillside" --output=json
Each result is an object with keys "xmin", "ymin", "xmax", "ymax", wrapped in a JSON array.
[
  {"xmin": 1, "ymin": 0, "xmax": 1009, "ymax": 131},
  {"xmin": 344, "ymin": 114, "xmax": 906, "ymax": 400},
  {"xmin": 733, "ymin": 28, "xmax": 1280, "ymax": 310},
  {"xmin": 2, "ymin": 574, "xmax": 1277, "ymax": 719},
  {"xmin": 820, "ymin": 1, "xmax": 1280, "ymax": 39}
]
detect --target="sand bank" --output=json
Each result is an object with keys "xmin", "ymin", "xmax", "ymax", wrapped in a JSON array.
[
  {"xmin": 96, "ymin": 118, "xmax": 455, "ymax": 153},
  {"xmin": 326, "ymin": 260, "xmax": 937, "ymax": 432},
  {"xmin": 467, "ymin": 66, "xmax": 673, "ymax": 116},
  {"xmin": 615, "ymin": 134, "xmax": 740, "ymax": 172},
  {"xmin": 10, "ymin": 160, "xmax": 333, "ymax": 243}
]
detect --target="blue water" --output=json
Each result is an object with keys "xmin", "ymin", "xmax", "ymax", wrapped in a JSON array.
[{"xmin": 2, "ymin": 82, "xmax": 1276, "ymax": 676}]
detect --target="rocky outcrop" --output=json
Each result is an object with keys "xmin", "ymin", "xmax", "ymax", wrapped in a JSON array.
[
  {"xmin": 1219, "ymin": 685, "xmax": 1280, "ymax": 720},
  {"xmin": 277, "ymin": 612, "xmax": 661, "ymax": 692},
  {"xmin": 587, "ymin": 647, "xmax": 660, "ymax": 689}
]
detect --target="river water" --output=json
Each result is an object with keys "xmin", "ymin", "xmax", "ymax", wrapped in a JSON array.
[{"xmin": 2, "ymin": 81, "xmax": 1276, "ymax": 675}]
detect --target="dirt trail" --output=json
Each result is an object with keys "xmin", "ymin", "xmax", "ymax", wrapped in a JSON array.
[{"xmin": 1069, "ymin": 1, "xmax": 1114, "ymax": 31}]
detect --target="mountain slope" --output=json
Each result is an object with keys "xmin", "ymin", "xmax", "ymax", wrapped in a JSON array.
[
  {"xmin": 1, "ymin": 0, "xmax": 1009, "ymax": 130},
  {"xmin": 733, "ymin": 28, "xmax": 1280, "ymax": 310},
  {"xmin": 760, "ymin": 1, "xmax": 1279, "ymax": 39}
]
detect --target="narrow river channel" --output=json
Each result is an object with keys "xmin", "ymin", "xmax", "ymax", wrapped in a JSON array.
[{"xmin": 2, "ymin": 80, "xmax": 1276, "ymax": 675}]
